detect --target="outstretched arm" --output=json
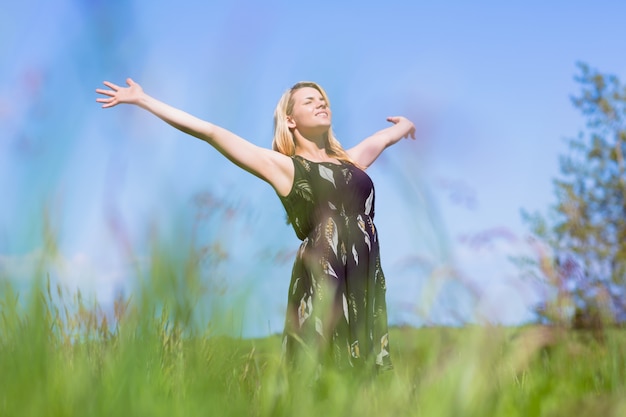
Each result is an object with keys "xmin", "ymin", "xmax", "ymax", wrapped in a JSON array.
[
  {"xmin": 96, "ymin": 78, "xmax": 294, "ymax": 196},
  {"xmin": 347, "ymin": 116, "xmax": 416, "ymax": 169}
]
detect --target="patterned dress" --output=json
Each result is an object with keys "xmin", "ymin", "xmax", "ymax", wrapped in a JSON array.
[{"xmin": 279, "ymin": 155, "xmax": 392, "ymax": 372}]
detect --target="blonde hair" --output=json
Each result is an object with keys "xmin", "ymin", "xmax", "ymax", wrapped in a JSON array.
[{"xmin": 272, "ymin": 81, "xmax": 357, "ymax": 165}]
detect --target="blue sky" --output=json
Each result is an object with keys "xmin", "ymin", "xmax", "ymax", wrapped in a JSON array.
[{"xmin": 2, "ymin": 0, "xmax": 626, "ymax": 336}]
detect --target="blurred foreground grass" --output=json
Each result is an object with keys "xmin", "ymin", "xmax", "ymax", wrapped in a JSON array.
[{"xmin": 1, "ymin": 276, "xmax": 625, "ymax": 417}]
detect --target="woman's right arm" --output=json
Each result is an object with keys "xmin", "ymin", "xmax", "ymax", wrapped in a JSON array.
[{"xmin": 96, "ymin": 78, "xmax": 294, "ymax": 196}]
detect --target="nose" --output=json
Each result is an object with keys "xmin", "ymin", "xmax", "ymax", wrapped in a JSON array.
[{"xmin": 316, "ymin": 100, "xmax": 326, "ymax": 109}]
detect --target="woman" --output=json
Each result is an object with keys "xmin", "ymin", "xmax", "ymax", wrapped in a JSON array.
[{"xmin": 96, "ymin": 79, "xmax": 415, "ymax": 373}]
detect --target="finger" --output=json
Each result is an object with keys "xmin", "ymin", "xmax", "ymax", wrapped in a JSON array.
[
  {"xmin": 126, "ymin": 77, "xmax": 135, "ymax": 86},
  {"xmin": 101, "ymin": 100, "xmax": 117, "ymax": 109},
  {"xmin": 103, "ymin": 81, "xmax": 120, "ymax": 91},
  {"xmin": 387, "ymin": 116, "xmax": 399, "ymax": 124},
  {"xmin": 95, "ymin": 88, "xmax": 116, "ymax": 97}
]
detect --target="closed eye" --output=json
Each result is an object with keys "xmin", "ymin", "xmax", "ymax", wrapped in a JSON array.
[{"xmin": 302, "ymin": 96, "xmax": 325, "ymax": 104}]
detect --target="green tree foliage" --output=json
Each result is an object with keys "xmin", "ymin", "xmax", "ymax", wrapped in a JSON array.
[{"xmin": 523, "ymin": 63, "xmax": 626, "ymax": 327}]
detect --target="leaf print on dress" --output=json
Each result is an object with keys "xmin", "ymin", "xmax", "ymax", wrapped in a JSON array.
[
  {"xmin": 315, "ymin": 317, "xmax": 324, "ymax": 338},
  {"xmin": 325, "ymin": 217, "xmax": 339, "ymax": 257},
  {"xmin": 349, "ymin": 292, "xmax": 358, "ymax": 320},
  {"xmin": 298, "ymin": 294, "xmax": 312, "ymax": 327},
  {"xmin": 318, "ymin": 164, "xmax": 336, "ymax": 187},
  {"xmin": 294, "ymin": 179, "xmax": 314, "ymax": 202},
  {"xmin": 357, "ymin": 215, "xmax": 371, "ymax": 250},
  {"xmin": 297, "ymin": 238, "xmax": 309, "ymax": 259},
  {"xmin": 374, "ymin": 260, "xmax": 386, "ymax": 289},
  {"xmin": 292, "ymin": 277, "xmax": 301, "ymax": 295},
  {"xmin": 352, "ymin": 244, "xmax": 359, "ymax": 265},
  {"xmin": 350, "ymin": 341, "xmax": 360, "ymax": 359},
  {"xmin": 341, "ymin": 168, "xmax": 352, "ymax": 184},
  {"xmin": 323, "ymin": 260, "xmax": 338, "ymax": 279},
  {"xmin": 376, "ymin": 333, "xmax": 390, "ymax": 366},
  {"xmin": 299, "ymin": 157, "xmax": 311, "ymax": 172},
  {"xmin": 364, "ymin": 189, "xmax": 373, "ymax": 216}
]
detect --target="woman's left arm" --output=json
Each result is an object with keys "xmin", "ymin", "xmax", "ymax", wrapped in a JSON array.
[{"xmin": 347, "ymin": 116, "xmax": 416, "ymax": 169}]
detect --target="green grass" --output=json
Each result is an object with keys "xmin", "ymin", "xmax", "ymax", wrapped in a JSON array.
[{"xmin": 1, "ymin": 275, "xmax": 625, "ymax": 417}]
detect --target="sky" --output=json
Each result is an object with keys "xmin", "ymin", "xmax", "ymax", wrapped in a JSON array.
[{"xmin": 2, "ymin": 0, "xmax": 626, "ymax": 336}]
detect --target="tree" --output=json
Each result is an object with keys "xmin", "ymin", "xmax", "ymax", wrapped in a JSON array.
[{"xmin": 523, "ymin": 63, "xmax": 626, "ymax": 327}]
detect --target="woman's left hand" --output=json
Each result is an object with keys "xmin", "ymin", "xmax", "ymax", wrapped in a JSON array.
[
  {"xmin": 96, "ymin": 78, "xmax": 145, "ymax": 108},
  {"xmin": 386, "ymin": 116, "xmax": 416, "ymax": 140}
]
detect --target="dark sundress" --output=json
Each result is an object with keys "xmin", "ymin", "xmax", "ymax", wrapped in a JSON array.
[{"xmin": 278, "ymin": 155, "xmax": 392, "ymax": 372}]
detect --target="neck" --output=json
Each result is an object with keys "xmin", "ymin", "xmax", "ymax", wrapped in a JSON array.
[{"xmin": 293, "ymin": 131, "xmax": 329, "ymax": 160}]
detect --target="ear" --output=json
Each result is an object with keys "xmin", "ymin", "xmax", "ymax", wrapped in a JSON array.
[{"xmin": 286, "ymin": 116, "xmax": 296, "ymax": 129}]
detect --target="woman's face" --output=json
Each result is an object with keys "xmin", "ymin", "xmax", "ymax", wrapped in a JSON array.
[{"xmin": 287, "ymin": 87, "xmax": 332, "ymax": 136}]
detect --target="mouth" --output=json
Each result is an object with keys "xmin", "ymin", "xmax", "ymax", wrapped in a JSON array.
[{"xmin": 315, "ymin": 111, "xmax": 329, "ymax": 118}]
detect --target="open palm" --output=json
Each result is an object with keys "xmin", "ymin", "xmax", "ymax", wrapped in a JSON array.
[{"xmin": 96, "ymin": 78, "xmax": 143, "ymax": 108}]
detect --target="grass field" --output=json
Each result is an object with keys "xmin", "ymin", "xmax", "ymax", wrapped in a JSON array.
[{"xmin": 1, "ymin": 274, "xmax": 625, "ymax": 417}]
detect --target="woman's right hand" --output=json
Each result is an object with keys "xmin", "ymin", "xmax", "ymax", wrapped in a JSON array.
[
  {"xmin": 96, "ymin": 78, "xmax": 144, "ymax": 108},
  {"xmin": 94, "ymin": 77, "xmax": 294, "ymax": 195}
]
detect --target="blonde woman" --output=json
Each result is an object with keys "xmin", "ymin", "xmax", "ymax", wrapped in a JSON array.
[{"xmin": 96, "ymin": 79, "xmax": 415, "ymax": 373}]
